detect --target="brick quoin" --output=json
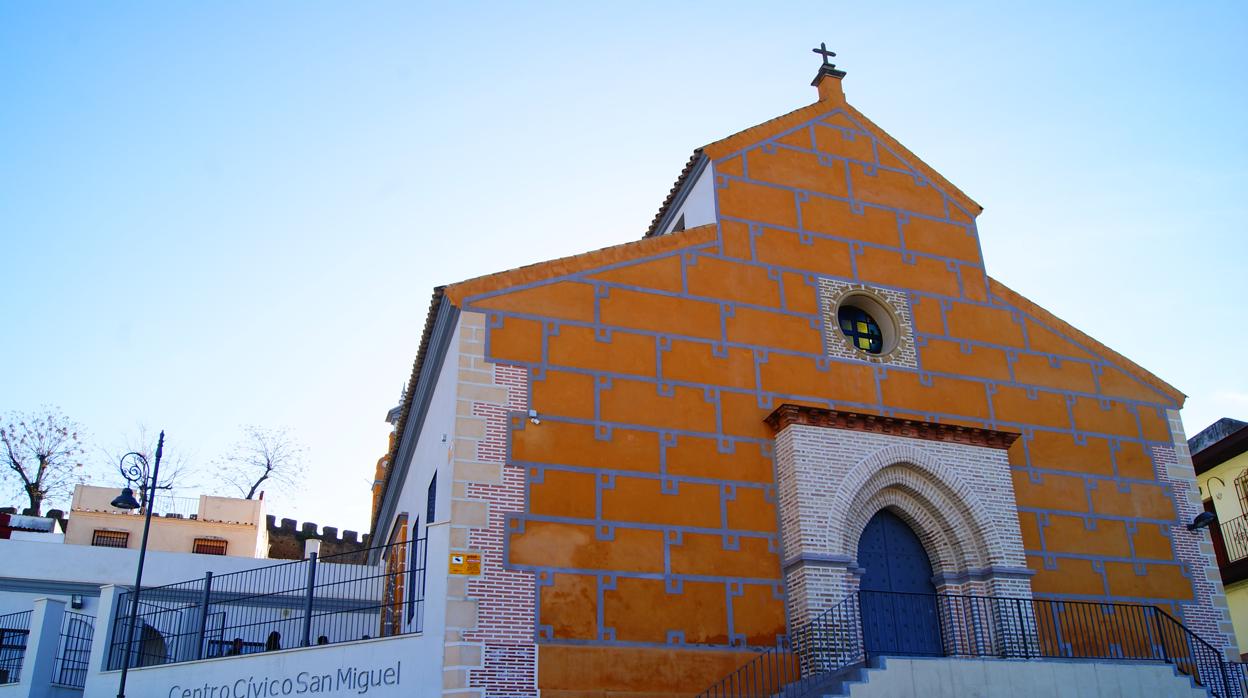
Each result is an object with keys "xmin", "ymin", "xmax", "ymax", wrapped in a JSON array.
[
  {"xmin": 1153, "ymin": 440, "xmax": 1234, "ymax": 656},
  {"xmin": 465, "ymin": 363, "xmax": 538, "ymax": 696}
]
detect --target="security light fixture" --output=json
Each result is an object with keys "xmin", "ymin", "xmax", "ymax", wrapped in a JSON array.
[{"xmin": 1187, "ymin": 511, "xmax": 1216, "ymax": 532}]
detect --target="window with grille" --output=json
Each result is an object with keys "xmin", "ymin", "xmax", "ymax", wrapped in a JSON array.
[
  {"xmin": 838, "ymin": 305, "xmax": 883, "ymax": 354},
  {"xmin": 427, "ymin": 472, "xmax": 438, "ymax": 524},
  {"xmin": 91, "ymin": 530, "xmax": 129, "ymax": 548},
  {"xmin": 193, "ymin": 538, "xmax": 227, "ymax": 555}
]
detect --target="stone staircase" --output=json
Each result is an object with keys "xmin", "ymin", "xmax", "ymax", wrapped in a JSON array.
[
  {"xmin": 694, "ymin": 591, "xmax": 1246, "ymax": 698},
  {"xmin": 819, "ymin": 656, "xmax": 1209, "ymax": 697}
]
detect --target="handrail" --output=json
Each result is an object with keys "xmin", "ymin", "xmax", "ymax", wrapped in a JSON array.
[
  {"xmin": 694, "ymin": 592, "xmax": 1248, "ymax": 698},
  {"xmin": 695, "ymin": 594, "xmax": 864, "ymax": 698},
  {"xmin": 1154, "ymin": 606, "xmax": 1244, "ymax": 698}
]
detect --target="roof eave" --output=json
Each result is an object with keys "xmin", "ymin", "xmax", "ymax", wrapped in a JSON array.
[
  {"xmin": 644, "ymin": 150, "xmax": 706, "ymax": 238},
  {"xmin": 1193, "ymin": 425, "xmax": 1248, "ymax": 476},
  {"xmin": 369, "ymin": 287, "xmax": 457, "ymax": 549}
]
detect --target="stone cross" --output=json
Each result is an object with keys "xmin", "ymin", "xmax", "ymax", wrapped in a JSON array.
[{"xmin": 812, "ymin": 42, "xmax": 837, "ymax": 66}]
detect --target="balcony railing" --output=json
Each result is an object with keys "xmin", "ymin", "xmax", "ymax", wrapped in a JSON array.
[
  {"xmin": 107, "ymin": 535, "xmax": 427, "ymax": 670},
  {"xmin": 145, "ymin": 493, "xmax": 203, "ymax": 519},
  {"xmin": 1220, "ymin": 514, "xmax": 1248, "ymax": 564},
  {"xmin": 0, "ymin": 610, "xmax": 31, "ymax": 685},
  {"xmin": 696, "ymin": 592, "xmax": 1248, "ymax": 698}
]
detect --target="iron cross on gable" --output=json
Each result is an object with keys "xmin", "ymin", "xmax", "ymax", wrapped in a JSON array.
[{"xmin": 812, "ymin": 42, "xmax": 837, "ymax": 66}]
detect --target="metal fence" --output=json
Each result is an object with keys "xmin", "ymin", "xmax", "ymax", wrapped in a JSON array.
[
  {"xmin": 696, "ymin": 591, "xmax": 1248, "ymax": 698},
  {"xmin": 107, "ymin": 535, "xmax": 426, "ymax": 670},
  {"xmin": 0, "ymin": 610, "xmax": 31, "ymax": 685},
  {"xmin": 54, "ymin": 611, "xmax": 94, "ymax": 688}
]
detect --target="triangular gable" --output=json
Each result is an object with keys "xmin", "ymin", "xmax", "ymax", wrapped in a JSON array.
[
  {"xmin": 700, "ymin": 89, "xmax": 983, "ymax": 220},
  {"xmin": 445, "ymin": 224, "xmax": 718, "ymax": 305},
  {"xmin": 989, "ymin": 278, "xmax": 1185, "ymax": 406}
]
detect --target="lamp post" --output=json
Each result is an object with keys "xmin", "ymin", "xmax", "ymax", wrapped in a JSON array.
[{"xmin": 110, "ymin": 430, "xmax": 164, "ymax": 698}]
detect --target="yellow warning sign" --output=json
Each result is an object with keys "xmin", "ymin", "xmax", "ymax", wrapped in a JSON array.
[{"xmin": 448, "ymin": 552, "xmax": 482, "ymax": 576}]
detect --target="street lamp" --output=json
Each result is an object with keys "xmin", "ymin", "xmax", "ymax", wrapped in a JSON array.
[{"xmin": 111, "ymin": 431, "xmax": 164, "ymax": 698}]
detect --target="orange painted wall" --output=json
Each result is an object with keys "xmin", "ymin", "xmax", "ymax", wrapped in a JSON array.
[{"xmin": 444, "ymin": 78, "xmax": 1190, "ymax": 695}]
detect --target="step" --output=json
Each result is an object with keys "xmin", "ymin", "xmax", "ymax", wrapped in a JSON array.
[{"xmin": 821, "ymin": 657, "xmax": 1210, "ymax": 697}]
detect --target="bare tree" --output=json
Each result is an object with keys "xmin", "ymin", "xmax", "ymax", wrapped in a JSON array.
[
  {"xmin": 219, "ymin": 426, "xmax": 305, "ymax": 500},
  {"xmin": 0, "ymin": 407, "xmax": 86, "ymax": 515}
]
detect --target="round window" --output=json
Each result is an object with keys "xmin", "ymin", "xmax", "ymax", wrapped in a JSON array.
[
  {"xmin": 838, "ymin": 305, "xmax": 883, "ymax": 353},
  {"xmin": 835, "ymin": 292, "xmax": 899, "ymax": 357}
]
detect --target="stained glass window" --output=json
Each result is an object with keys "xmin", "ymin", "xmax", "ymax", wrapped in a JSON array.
[{"xmin": 838, "ymin": 305, "xmax": 883, "ymax": 354}]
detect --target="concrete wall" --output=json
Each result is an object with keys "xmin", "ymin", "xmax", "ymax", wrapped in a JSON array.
[
  {"xmin": 1228, "ymin": 581, "xmax": 1248, "ymax": 659},
  {"xmin": 0, "ymin": 533, "xmax": 450, "ymax": 697},
  {"xmin": 844, "ymin": 657, "xmax": 1205, "ymax": 697},
  {"xmin": 380, "ymin": 318, "xmax": 460, "ymax": 549},
  {"xmin": 65, "ymin": 486, "xmax": 266, "ymax": 558},
  {"xmin": 82, "ymin": 630, "xmax": 442, "ymax": 698},
  {"xmin": 0, "ymin": 537, "xmax": 320, "ymax": 620}
]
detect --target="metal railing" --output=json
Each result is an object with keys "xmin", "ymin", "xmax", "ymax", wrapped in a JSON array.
[
  {"xmin": 107, "ymin": 535, "xmax": 427, "ymax": 670},
  {"xmin": 1220, "ymin": 514, "xmax": 1248, "ymax": 563},
  {"xmin": 696, "ymin": 592, "xmax": 1248, "ymax": 698},
  {"xmin": 698, "ymin": 592, "xmax": 865, "ymax": 698},
  {"xmin": 146, "ymin": 492, "xmax": 202, "ymax": 519},
  {"xmin": 0, "ymin": 610, "xmax": 31, "ymax": 685},
  {"xmin": 54, "ymin": 611, "xmax": 94, "ymax": 688}
]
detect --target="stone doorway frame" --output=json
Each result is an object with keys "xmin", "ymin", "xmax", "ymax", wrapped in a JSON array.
[{"xmin": 766, "ymin": 404, "xmax": 1035, "ymax": 632}]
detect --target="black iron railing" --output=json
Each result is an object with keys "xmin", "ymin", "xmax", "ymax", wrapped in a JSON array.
[
  {"xmin": 0, "ymin": 610, "xmax": 31, "ymax": 685},
  {"xmin": 696, "ymin": 592, "xmax": 1248, "ymax": 698},
  {"xmin": 701, "ymin": 592, "xmax": 867, "ymax": 698},
  {"xmin": 107, "ymin": 535, "xmax": 427, "ymax": 670},
  {"xmin": 54, "ymin": 610, "xmax": 94, "ymax": 688},
  {"xmin": 1220, "ymin": 514, "xmax": 1248, "ymax": 563}
]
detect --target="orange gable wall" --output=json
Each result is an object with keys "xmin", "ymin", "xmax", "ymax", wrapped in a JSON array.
[{"xmin": 444, "ymin": 84, "xmax": 1194, "ymax": 695}]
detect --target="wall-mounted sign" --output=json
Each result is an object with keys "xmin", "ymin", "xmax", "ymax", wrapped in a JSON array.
[{"xmin": 448, "ymin": 552, "xmax": 481, "ymax": 575}]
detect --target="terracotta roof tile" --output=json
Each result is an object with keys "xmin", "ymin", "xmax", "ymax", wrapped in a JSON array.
[{"xmin": 644, "ymin": 149, "xmax": 703, "ymax": 238}]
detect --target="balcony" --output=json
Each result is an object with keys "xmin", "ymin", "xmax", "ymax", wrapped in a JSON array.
[{"xmin": 1211, "ymin": 514, "xmax": 1248, "ymax": 586}]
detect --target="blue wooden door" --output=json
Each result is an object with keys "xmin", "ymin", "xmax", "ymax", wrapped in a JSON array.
[{"xmin": 856, "ymin": 510, "xmax": 943, "ymax": 656}]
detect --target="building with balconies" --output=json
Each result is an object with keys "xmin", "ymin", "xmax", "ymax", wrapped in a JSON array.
[{"xmin": 1194, "ymin": 418, "xmax": 1248, "ymax": 659}]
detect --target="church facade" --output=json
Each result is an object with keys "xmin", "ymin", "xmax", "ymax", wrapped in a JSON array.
[{"xmin": 370, "ymin": 60, "xmax": 1232, "ymax": 697}]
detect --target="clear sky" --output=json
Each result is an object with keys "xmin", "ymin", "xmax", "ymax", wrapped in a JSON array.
[{"xmin": 2, "ymin": 2, "xmax": 1245, "ymax": 532}]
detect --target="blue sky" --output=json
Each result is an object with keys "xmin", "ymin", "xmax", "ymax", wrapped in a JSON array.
[{"xmin": 2, "ymin": 2, "xmax": 1245, "ymax": 531}]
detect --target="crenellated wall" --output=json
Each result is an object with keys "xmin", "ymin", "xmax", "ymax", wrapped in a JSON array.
[{"xmin": 265, "ymin": 515, "xmax": 370, "ymax": 562}]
